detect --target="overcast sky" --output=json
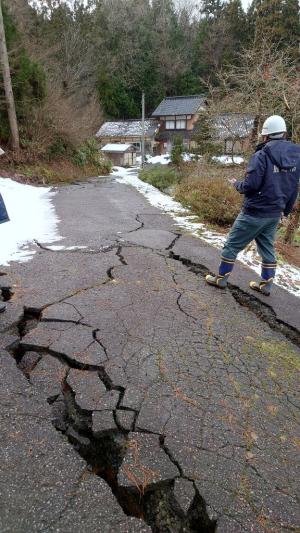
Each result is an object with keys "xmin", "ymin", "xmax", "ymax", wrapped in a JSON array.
[
  {"xmin": 242, "ymin": 0, "xmax": 251, "ymax": 8},
  {"xmin": 31, "ymin": 0, "xmax": 253, "ymax": 12}
]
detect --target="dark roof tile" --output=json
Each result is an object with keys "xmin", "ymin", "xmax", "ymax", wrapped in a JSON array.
[
  {"xmin": 152, "ymin": 95, "xmax": 206, "ymax": 117},
  {"xmin": 96, "ymin": 119, "xmax": 158, "ymax": 138}
]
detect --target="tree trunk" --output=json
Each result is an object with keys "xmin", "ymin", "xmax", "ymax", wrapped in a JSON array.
[
  {"xmin": 0, "ymin": 0, "xmax": 20, "ymax": 152},
  {"xmin": 284, "ymin": 198, "xmax": 300, "ymax": 245}
]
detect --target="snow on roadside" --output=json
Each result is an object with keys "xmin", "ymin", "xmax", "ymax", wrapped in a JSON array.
[
  {"xmin": 113, "ymin": 166, "xmax": 300, "ymax": 298},
  {"xmin": 0, "ymin": 177, "xmax": 62, "ymax": 266}
]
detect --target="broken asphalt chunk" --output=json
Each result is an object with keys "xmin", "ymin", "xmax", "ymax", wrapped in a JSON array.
[
  {"xmin": 67, "ymin": 369, "xmax": 120, "ymax": 411},
  {"xmin": 118, "ymin": 433, "xmax": 179, "ymax": 491},
  {"xmin": 21, "ymin": 323, "xmax": 107, "ymax": 366},
  {"xmin": 30, "ymin": 354, "xmax": 66, "ymax": 400},
  {"xmin": 115, "ymin": 409, "xmax": 136, "ymax": 431},
  {"xmin": 92, "ymin": 410, "xmax": 117, "ymax": 436},
  {"xmin": 42, "ymin": 302, "xmax": 82, "ymax": 322},
  {"xmin": 174, "ymin": 478, "xmax": 196, "ymax": 515}
]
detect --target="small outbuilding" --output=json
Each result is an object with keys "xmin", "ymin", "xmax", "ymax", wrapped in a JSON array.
[
  {"xmin": 101, "ymin": 143, "xmax": 136, "ymax": 167},
  {"xmin": 96, "ymin": 119, "xmax": 159, "ymax": 154}
]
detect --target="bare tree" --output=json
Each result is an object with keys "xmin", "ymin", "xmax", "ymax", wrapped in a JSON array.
[
  {"xmin": 0, "ymin": 0, "xmax": 20, "ymax": 152},
  {"xmin": 209, "ymin": 41, "xmax": 300, "ymax": 143},
  {"xmin": 207, "ymin": 41, "xmax": 300, "ymax": 244}
]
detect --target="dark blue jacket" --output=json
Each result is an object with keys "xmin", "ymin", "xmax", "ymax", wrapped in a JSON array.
[
  {"xmin": 235, "ymin": 139, "xmax": 300, "ymax": 218},
  {"xmin": 0, "ymin": 193, "xmax": 9, "ymax": 224}
]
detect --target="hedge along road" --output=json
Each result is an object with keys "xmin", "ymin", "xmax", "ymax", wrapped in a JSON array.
[{"xmin": 0, "ymin": 169, "xmax": 299, "ymax": 533}]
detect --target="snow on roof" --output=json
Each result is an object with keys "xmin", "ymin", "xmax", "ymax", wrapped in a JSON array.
[
  {"xmin": 214, "ymin": 113, "xmax": 255, "ymax": 140},
  {"xmin": 101, "ymin": 143, "xmax": 133, "ymax": 153},
  {"xmin": 152, "ymin": 95, "xmax": 206, "ymax": 117},
  {"xmin": 96, "ymin": 119, "xmax": 158, "ymax": 138}
]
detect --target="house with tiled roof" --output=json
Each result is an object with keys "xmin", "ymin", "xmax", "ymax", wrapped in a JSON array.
[
  {"xmin": 95, "ymin": 119, "xmax": 159, "ymax": 154},
  {"xmin": 213, "ymin": 113, "xmax": 255, "ymax": 154},
  {"xmin": 151, "ymin": 95, "xmax": 207, "ymax": 154}
]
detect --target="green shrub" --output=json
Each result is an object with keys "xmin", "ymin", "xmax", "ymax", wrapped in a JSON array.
[
  {"xmin": 139, "ymin": 166, "xmax": 180, "ymax": 191},
  {"xmin": 72, "ymin": 138, "xmax": 112, "ymax": 172},
  {"xmin": 175, "ymin": 175, "xmax": 242, "ymax": 226},
  {"xmin": 47, "ymin": 136, "xmax": 71, "ymax": 159}
]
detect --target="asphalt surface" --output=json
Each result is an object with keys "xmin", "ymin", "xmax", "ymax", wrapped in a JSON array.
[{"xmin": 0, "ymin": 171, "xmax": 299, "ymax": 532}]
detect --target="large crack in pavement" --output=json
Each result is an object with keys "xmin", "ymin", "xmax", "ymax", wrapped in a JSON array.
[
  {"xmin": 20, "ymin": 231, "xmax": 300, "ymax": 350},
  {"xmin": 5, "ymin": 236, "xmax": 218, "ymax": 532},
  {"xmin": 6, "ymin": 306, "xmax": 216, "ymax": 533},
  {"xmin": 3, "ymin": 217, "xmax": 300, "ymax": 532},
  {"xmin": 169, "ymin": 251, "xmax": 300, "ymax": 348}
]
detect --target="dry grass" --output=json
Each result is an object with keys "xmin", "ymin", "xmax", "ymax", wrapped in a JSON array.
[
  {"xmin": 40, "ymin": 87, "xmax": 103, "ymax": 149},
  {"xmin": 175, "ymin": 161, "xmax": 244, "ymax": 226},
  {"xmin": 276, "ymin": 240, "xmax": 300, "ymax": 268},
  {"xmin": 0, "ymin": 159, "xmax": 110, "ymax": 185},
  {"xmin": 276, "ymin": 224, "xmax": 300, "ymax": 267}
]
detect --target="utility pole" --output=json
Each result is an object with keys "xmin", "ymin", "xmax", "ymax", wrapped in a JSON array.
[
  {"xmin": 0, "ymin": 0, "xmax": 20, "ymax": 152},
  {"xmin": 141, "ymin": 92, "xmax": 145, "ymax": 168}
]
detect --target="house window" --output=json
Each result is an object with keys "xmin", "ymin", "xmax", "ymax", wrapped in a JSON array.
[
  {"xmin": 166, "ymin": 119, "xmax": 175, "ymax": 130},
  {"xmin": 132, "ymin": 142, "xmax": 141, "ymax": 151},
  {"xmin": 225, "ymin": 139, "xmax": 234, "ymax": 153},
  {"xmin": 176, "ymin": 119, "xmax": 186, "ymax": 129}
]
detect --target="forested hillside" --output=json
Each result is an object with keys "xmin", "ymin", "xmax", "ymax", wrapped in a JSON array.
[{"xmin": 1, "ymin": 0, "xmax": 299, "ymax": 157}]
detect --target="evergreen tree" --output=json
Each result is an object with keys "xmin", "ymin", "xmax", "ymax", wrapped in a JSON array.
[
  {"xmin": 201, "ymin": 0, "xmax": 224, "ymax": 18},
  {"xmin": 223, "ymin": 0, "xmax": 250, "ymax": 56},
  {"xmin": 0, "ymin": 1, "xmax": 46, "ymax": 142},
  {"xmin": 171, "ymin": 135, "xmax": 184, "ymax": 166},
  {"xmin": 282, "ymin": 0, "xmax": 300, "ymax": 58},
  {"xmin": 253, "ymin": 0, "xmax": 284, "ymax": 45},
  {"xmin": 251, "ymin": 0, "xmax": 300, "ymax": 57},
  {"xmin": 192, "ymin": 113, "xmax": 222, "ymax": 159}
]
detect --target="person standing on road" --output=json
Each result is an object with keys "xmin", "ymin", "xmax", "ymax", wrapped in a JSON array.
[
  {"xmin": 206, "ymin": 115, "xmax": 300, "ymax": 295},
  {"xmin": 0, "ymin": 190, "xmax": 9, "ymax": 313}
]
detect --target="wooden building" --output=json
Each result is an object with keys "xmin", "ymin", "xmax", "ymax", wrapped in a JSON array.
[
  {"xmin": 101, "ymin": 144, "xmax": 136, "ymax": 167},
  {"xmin": 96, "ymin": 119, "xmax": 159, "ymax": 154},
  {"xmin": 151, "ymin": 95, "xmax": 207, "ymax": 154},
  {"xmin": 213, "ymin": 113, "xmax": 255, "ymax": 154}
]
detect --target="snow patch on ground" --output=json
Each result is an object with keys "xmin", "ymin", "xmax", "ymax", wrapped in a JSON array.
[
  {"xmin": 145, "ymin": 154, "xmax": 171, "ymax": 165},
  {"xmin": 113, "ymin": 166, "xmax": 300, "ymax": 298},
  {"xmin": 213, "ymin": 155, "xmax": 244, "ymax": 165},
  {"xmin": 144, "ymin": 152, "xmax": 197, "ymax": 165},
  {"xmin": 0, "ymin": 177, "xmax": 62, "ymax": 266},
  {"xmin": 182, "ymin": 152, "xmax": 198, "ymax": 162},
  {"xmin": 139, "ymin": 152, "xmax": 242, "ymax": 166}
]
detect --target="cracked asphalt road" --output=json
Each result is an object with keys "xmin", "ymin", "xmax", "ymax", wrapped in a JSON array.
[{"xmin": 0, "ymin": 171, "xmax": 299, "ymax": 532}]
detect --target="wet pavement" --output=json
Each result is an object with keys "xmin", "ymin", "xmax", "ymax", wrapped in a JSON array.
[{"xmin": 0, "ymin": 172, "xmax": 299, "ymax": 532}]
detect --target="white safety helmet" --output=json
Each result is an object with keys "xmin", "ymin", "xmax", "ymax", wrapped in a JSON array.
[{"xmin": 261, "ymin": 115, "xmax": 287, "ymax": 136}]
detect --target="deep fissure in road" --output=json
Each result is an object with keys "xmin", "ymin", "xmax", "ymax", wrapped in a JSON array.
[
  {"xmin": 4, "ymin": 229, "xmax": 300, "ymax": 532},
  {"xmin": 168, "ymin": 251, "xmax": 300, "ymax": 348},
  {"xmin": 7, "ymin": 305, "xmax": 216, "ymax": 533}
]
